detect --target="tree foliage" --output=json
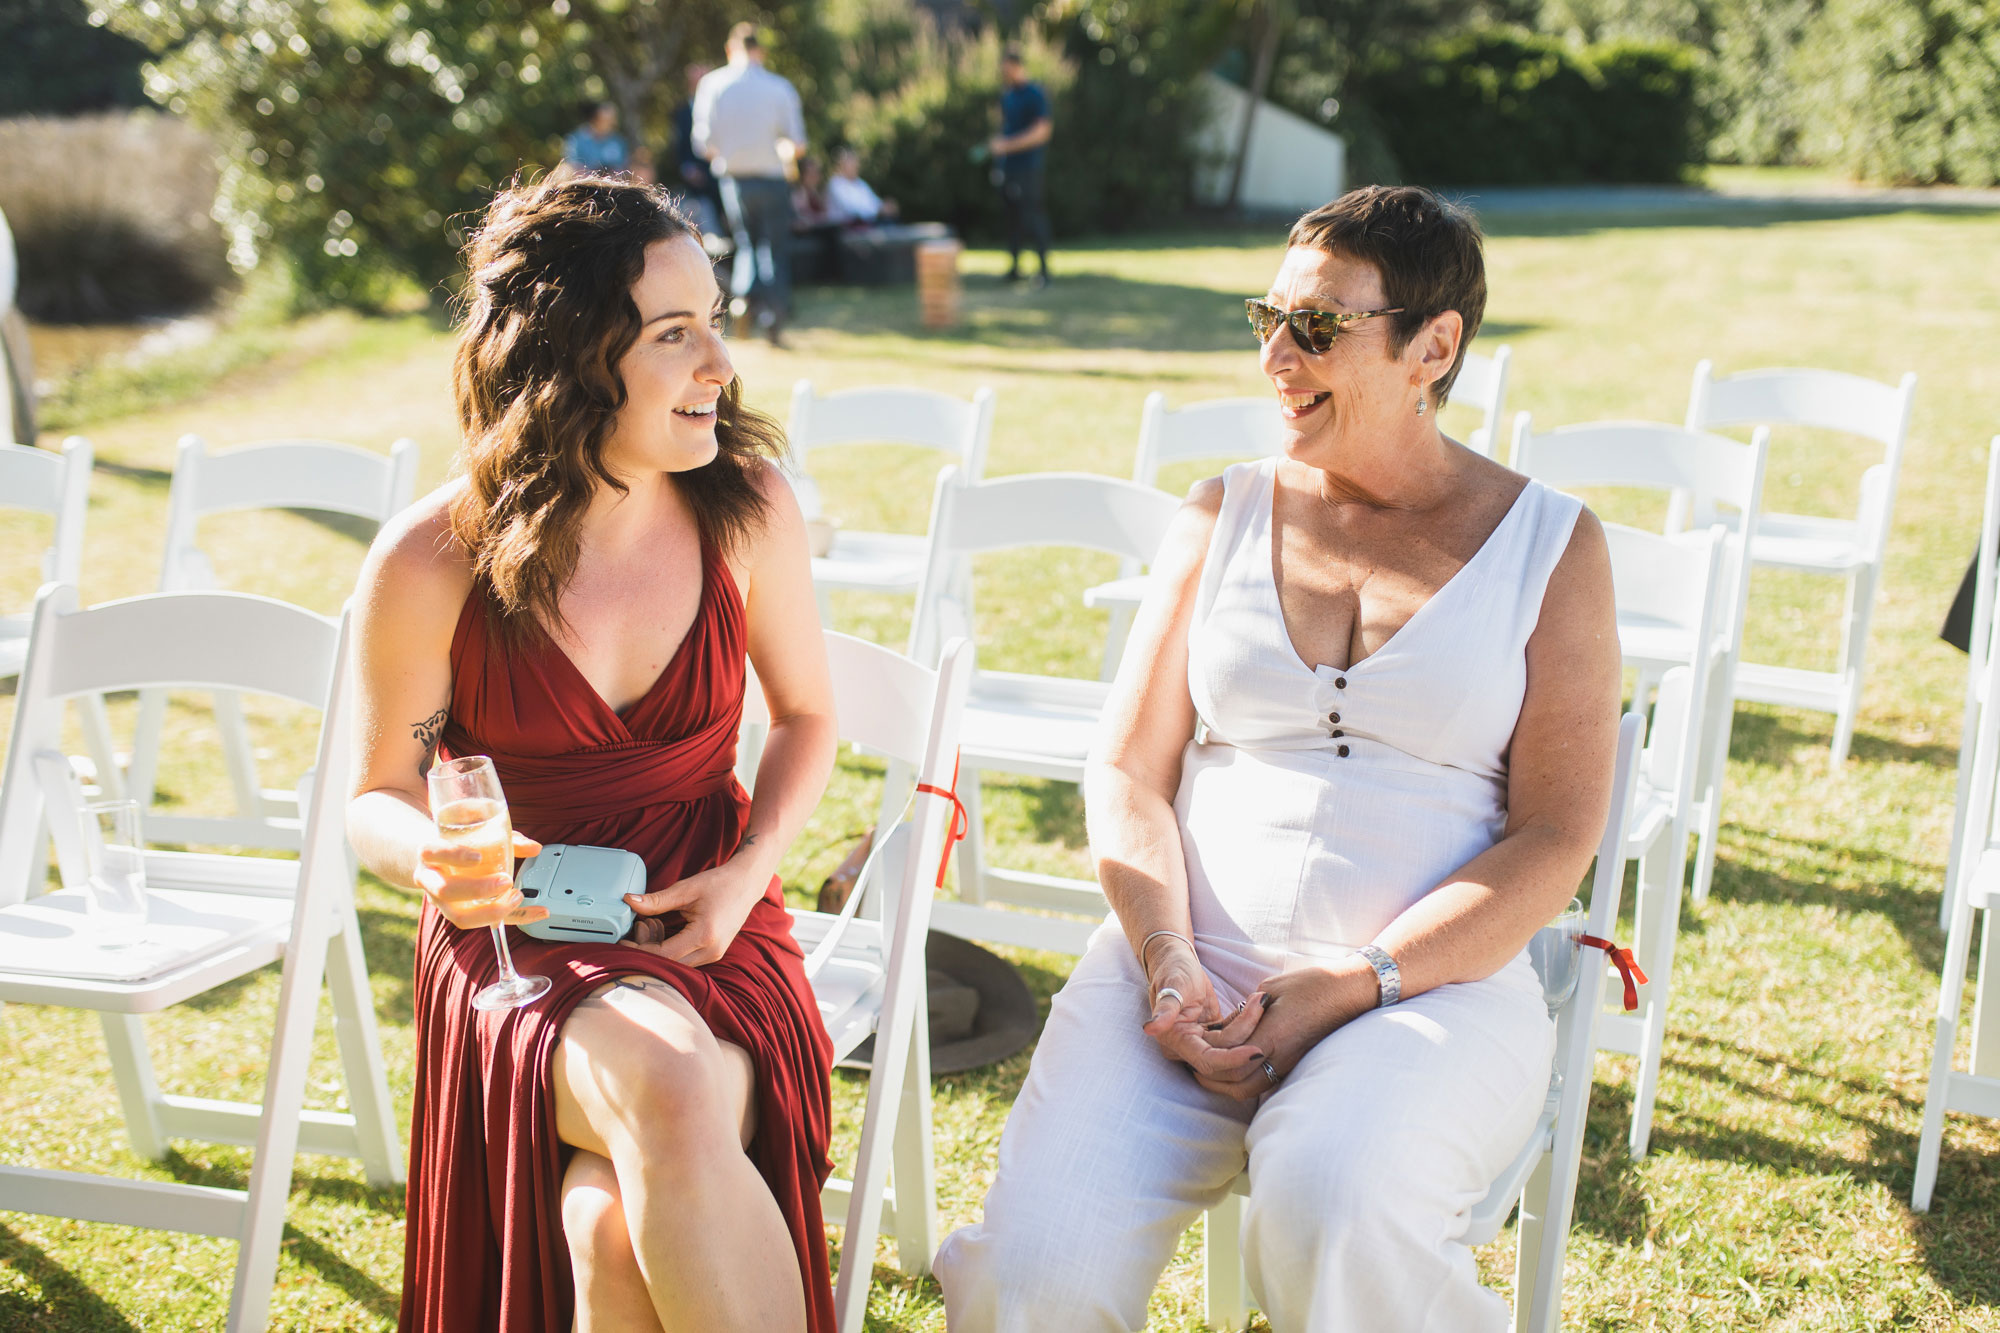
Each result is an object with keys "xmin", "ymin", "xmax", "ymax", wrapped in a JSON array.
[{"xmin": 0, "ymin": 0, "xmax": 150, "ymax": 116}]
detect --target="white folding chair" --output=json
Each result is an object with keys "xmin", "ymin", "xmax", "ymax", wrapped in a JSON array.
[
  {"xmin": 785, "ymin": 380, "xmax": 997, "ymax": 615},
  {"xmin": 1684, "ymin": 361, "xmax": 1917, "ymax": 764},
  {"xmin": 126, "ymin": 434, "xmax": 420, "ymax": 849},
  {"xmin": 1915, "ymin": 524, "xmax": 2000, "ymax": 1212},
  {"xmin": 1592, "ymin": 525, "xmax": 1725, "ymax": 1156},
  {"xmin": 0, "ymin": 585, "xmax": 401, "ymax": 1333},
  {"xmin": 1202, "ymin": 712, "xmax": 1646, "ymax": 1332},
  {"xmin": 1511, "ymin": 415, "xmax": 1770, "ymax": 908},
  {"xmin": 766, "ymin": 632, "xmax": 971, "ymax": 1333},
  {"xmin": 1942, "ymin": 438, "xmax": 2000, "ymax": 931},
  {"xmin": 1453, "ymin": 344, "xmax": 1512, "ymax": 458},
  {"xmin": 909, "ymin": 469, "xmax": 1181, "ymax": 955}
]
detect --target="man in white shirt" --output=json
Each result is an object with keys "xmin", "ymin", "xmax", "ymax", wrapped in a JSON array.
[
  {"xmin": 692, "ymin": 22, "xmax": 807, "ymax": 345},
  {"xmin": 824, "ymin": 147, "xmax": 895, "ymax": 225}
]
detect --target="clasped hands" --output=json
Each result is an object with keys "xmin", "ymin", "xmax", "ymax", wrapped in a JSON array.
[
  {"xmin": 414, "ymin": 833, "xmax": 765, "ymax": 967},
  {"xmin": 1142, "ymin": 935, "xmax": 1321, "ymax": 1102}
]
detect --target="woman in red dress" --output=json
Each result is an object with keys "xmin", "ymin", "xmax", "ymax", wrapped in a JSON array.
[{"xmin": 347, "ymin": 173, "xmax": 839, "ymax": 1333}]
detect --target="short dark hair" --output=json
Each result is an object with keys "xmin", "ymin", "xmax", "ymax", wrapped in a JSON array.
[
  {"xmin": 729, "ymin": 21, "xmax": 760, "ymax": 49},
  {"xmin": 1287, "ymin": 186, "xmax": 1485, "ymax": 407},
  {"xmin": 1001, "ymin": 46, "xmax": 1024, "ymax": 65}
]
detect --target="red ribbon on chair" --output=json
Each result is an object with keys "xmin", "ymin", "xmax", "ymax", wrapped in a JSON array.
[
  {"xmin": 914, "ymin": 752, "xmax": 968, "ymax": 889},
  {"xmin": 1580, "ymin": 934, "xmax": 1649, "ymax": 1012}
]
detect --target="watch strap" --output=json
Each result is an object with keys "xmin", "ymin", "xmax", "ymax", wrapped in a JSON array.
[{"xmin": 1356, "ymin": 943, "xmax": 1401, "ymax": 1008}]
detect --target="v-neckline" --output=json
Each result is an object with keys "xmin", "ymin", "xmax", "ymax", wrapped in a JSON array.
[
  {"xmin": 1263, "ymin": 461, "xmax": 1536, "ymax": 679},
  {"xmin": 541, "ymin": 542, "xmax": 718, "ymax": 730}
]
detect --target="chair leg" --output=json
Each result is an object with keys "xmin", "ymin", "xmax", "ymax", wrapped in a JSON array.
[
  {"xmin": 98, "ymin": 1012, "xmax": 169, "ymax": 1162},
  {"xmin": 1971, "ymin": 910, "xmax": 2000, "ymax": 1080},
  {"xmin": 212, "ymin": 689, "xmax": 266, "ymax": 820},
  {"xmin": 1511, "ymin": 1153, "xmax": 1552, "ymax": 1333},
  {"xmin": 1688, "ymin": 792, "xmax": 1723, "ymax": 908},
  {"xmin": 955, "ymin": 770, "xmax": 989, "ymax": 906},
  {"xmin": 1628, "ymin": 849, "xmax": 1682, "ymax": 1158},
  {"xmin": 890, "ymin": 1006, "xmax": 938, "ymax": 1275},
  {"xmin": 76, "ymin": 693, "xmax": 125, "ymax": 801},
  {"xmin": 225, "ymin": 866, "xmax": 339, "ymax": 1332},
  {"xmin": 1203, "ymin": 1195, "xmax": 1250, "ymax": 1332},
  {"xmin": 324, "ymin": 908, "xmax": 404, "ymax": 1188},
  {"xmin": 1914, "ymin": 898, "xmax": 1982, "ymax": 1212},
  {"xmin": 1099, "ymin": 604, "xmax": 1136, "ymax": 682},
  {"xmin": 127, "ymin": 686, "xmax": 171, "ymax": 812}
]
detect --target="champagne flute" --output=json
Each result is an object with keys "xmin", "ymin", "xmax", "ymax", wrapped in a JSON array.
[
  {"xmin": 1530, "ymin": 897, "xmax": 1587, "ymax": 1018},
  {"xmin": 427, "ymin": 755, "xmax": 551, "ymax": 1011}
]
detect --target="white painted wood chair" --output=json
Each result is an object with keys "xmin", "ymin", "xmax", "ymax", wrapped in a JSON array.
[
  {"xmin": 1684, "ymin": 361, "xmax": 1917, "ymax": 765},
  {"xmin": 1941, "ymin": 438, "xmax": 2000, "ymax": 931},
  {"xmin": 785, "ymin": 380, "xmax": 997, "ymax": 617},
  {"xmin": 1511, "ymin": 415, "xmax": 1770, "ymax": 908},
  {"xmin": 1594, "ymin": 524, "xmax": 1726, "ymax": 1157},
  {"xmin": 754, "ymin": 631, "xmax": 971, "ymax": 1332},
  {"xmin": 126, "ymin": 434, "xmax": 419, "ymax": 850},
  {"xmin": 0, "ymin": 585, "xmax": 401, "ymax": 1333},
  {"xmin": 1453, "ymin": 344, "xmax": 1513, "ymax": 458},
  {"xmin": 1203, "ymin": 711, "xmax": 1647, "ymax": 1332},
  {"xmin": 909, "ymin": 469, "xmax": 1181, "ymax": 955},
  {"xmin": 1916, "ymin": 467, "xmax": 2000, "ymax": 1209}
]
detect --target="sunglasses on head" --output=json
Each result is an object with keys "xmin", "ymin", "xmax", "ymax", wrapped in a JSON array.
[{"xmin": 1245, "ymin": 298, "xmax": 1405, "ymax": 355}]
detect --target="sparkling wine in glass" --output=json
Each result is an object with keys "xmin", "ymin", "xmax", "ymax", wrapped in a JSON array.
[{"xmin": 428, "ymin": 755, "xmax": 551, "ymax": 1011}]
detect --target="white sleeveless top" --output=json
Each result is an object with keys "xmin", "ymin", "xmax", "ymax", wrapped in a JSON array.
[{"xmin": 1175, "ymin": 457, "xmax": 1582, "ymax": 980}]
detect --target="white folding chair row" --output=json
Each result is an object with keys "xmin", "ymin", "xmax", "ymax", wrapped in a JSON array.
[
  {"xmin": 0, "ymin": 585, "xmax": 400, "ymax": 1333},
  {"xmin": 1592, "ymin": 525, "xmax": 1725, "ymax": 1156},
  {"xmin": 1453, "ymin": 344, "xmax": 1512, "ymax": 458},
  {"xmin": 1942, "ymin": 438, "xmax": 2000, "ymax": 930},
  {"xmin": 1684, "ymin": 361, "xmax": 1916, "ymax": 764},
  {"xmin": 1916, "ymin": 498, "xmax": 2000, "ymax": 1210},
  {"xmin": 125, "ymin": 434, "xmax": 419, "ymax": 850},
  {"xmin": 1511, "ymin": 414, "xmax": 1770, "ymax": 908},
  {"xmin": 785, "ymin": 380, "xmax": 996, "ymax": 611},
  {"xmin": 909, "ymin": 469, "xmax": 1182, "ymax": 955},
  {"xmin": 759, "ymin": 631, "xmax": 972, "ymax": 1332},
  {"xmin": 1202, "ymin": 711, "xmax": 1646, "ymax": 1332}
]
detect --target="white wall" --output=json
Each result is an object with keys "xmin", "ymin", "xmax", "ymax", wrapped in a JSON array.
[{"xmin": 1192, "ymin": 72, "xmax": 1345, "ymax": 215}]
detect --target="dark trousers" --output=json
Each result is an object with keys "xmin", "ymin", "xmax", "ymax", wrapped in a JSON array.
[
  {"xmin": 1001, "ymin": 164, "xmax": 1051, "ymax": 275},
  {"xmin": 719, "ymin": 174, "xmax": 795, "ymax": 318}
]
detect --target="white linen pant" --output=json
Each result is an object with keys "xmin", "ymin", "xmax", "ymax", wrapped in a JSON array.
[{"xmin": 934, "ymin": 927, "xmax": 1554, "ymax": 1333}]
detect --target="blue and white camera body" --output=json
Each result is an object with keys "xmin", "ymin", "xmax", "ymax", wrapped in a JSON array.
[{"xmin": 516, "ymin": 844, "xmax": 643, "ymax": 944}]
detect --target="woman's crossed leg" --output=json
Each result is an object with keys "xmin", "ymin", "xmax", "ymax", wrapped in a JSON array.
[{"xmin": 553, "ymin": 975, "xmax": 806, "ymax": 1333}]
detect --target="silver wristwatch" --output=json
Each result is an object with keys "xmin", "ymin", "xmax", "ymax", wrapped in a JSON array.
[{"xmin": 1356, "ymin": 944, "xmax": 1402, "ymax": 1008}]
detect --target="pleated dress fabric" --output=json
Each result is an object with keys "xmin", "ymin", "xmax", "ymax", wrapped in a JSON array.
[{"xmin": 398, "ymin": 538, "xmax": 836, "ymax": 1333}]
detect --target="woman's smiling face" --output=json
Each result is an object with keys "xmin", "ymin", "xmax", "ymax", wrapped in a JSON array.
[
  {"xmin": 600, "ymin": 234, "xmax": 733, "ymax": 480},
  {"xmin": 1258, "ymin": 245, "xmax": 1422, "ymax": 462}
]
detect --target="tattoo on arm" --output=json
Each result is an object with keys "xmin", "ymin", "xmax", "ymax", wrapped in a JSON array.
[
  {"xmin": 740, "ymin": 834, "xmax": 759, "ymax": 848},
  {"xmin": 412, "ymin": 708, "xmax": 448, "ymax": 769}
]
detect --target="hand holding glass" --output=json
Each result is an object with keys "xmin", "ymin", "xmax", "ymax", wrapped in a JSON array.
[
  {"xmin": 426, "ymin": 755, "xmax": 551, "ymax": 1011},
  {"xmin": 79, "ymin": 799, "xmax": 148, "ymax": 948}
]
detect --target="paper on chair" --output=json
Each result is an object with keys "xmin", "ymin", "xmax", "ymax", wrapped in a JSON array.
[{"xmin": 0, "ymin": 888, "xmax": 290, "ymax": 983}]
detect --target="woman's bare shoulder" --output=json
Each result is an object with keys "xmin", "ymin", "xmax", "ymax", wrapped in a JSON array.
[{"xmin": 356, "ymin": 481, "xmax": 476, "ymax": 624}]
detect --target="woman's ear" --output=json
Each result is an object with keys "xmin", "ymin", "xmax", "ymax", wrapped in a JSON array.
[{"xmin": 1415, "ymin": 310, "xmax": 1464, "ymax": 385}]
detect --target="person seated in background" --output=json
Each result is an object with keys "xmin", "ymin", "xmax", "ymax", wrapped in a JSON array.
[
  {"xmin": 934, "ymin": 185, "xmax": 1621, "ymax": 1332},
  {"xmin": 561, "ymin": 100, "xmax": 630, "ymax": 176},
  {"xmin": 791, "ymin": 155, "xmax": 831, "ymax": 228},
  {"xmin": 825, "ymin": 147, "xmax": 898, "ymax": 225}
]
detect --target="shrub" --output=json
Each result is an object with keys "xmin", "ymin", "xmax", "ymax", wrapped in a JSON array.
[
  {"xmin": 0, "ymin": 113, "xmax": 230, "ymax": 322},
  {"xmin": 1351, "ymin": 29, "xmax": 1704, "ymax": 184},
  {"xmin": 0, "ymin": 0, "xmax": 149, "ymax": 117}
]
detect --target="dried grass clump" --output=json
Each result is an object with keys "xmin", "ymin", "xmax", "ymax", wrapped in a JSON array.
[{"xmin": 0, "ymin": 111, "xmax": 230, "ymax": 323}]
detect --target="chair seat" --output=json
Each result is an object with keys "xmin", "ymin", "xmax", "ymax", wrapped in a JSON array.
[
  {"xmin": 1752, "ymin": 514, "xmax": 1867, "ymax": 574},
  {"xmin": 960, "ymin": 672, "xmax": 1110, "ymax": 778},
  {"xmin": 1732, "ymin": 662, "xmax": 1846, "ymax": 712},
  {"xmin": 789, "ymin": 910, "xmax": 889, "ymax": 1064},
  {"xmin": 1617, "ymin": 615, "xmax": 1697, "ymax": 675},
  {"xmin": 0, "ymin": 886, "xmax": 293, "ymax": 1012},
  {"xmin": 1964, "ymin": 847, "xmax": 2000, "ymax": 912},
  {"xmin": 1623, "ymin": 780, "xmax": 1674, "ymax": 855},
  {"xmin": 811, "ymin": 530, "xmax": 930, "ymax": 595}
]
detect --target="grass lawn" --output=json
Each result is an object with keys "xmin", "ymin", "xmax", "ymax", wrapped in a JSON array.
[{"xmin": 4, "ymin": 198, "xmax": 2000, "ymax": 1330}]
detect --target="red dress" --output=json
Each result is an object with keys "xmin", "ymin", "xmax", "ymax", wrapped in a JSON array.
[{"xmin": 399, "ymin": 540, "xmax": 836, "ymax": 1333}]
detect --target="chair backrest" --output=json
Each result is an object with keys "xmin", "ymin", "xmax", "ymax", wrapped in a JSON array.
[
  {"xmin": 160, "ymin": 435, "xmax": 420, "ymax": 591},
  {"xmin": 1131, "ymin": 392, "xmax": 1282, "ymax": 488},
  {"xmin": 1511, "ymin": 415, "xmax": 1769, "ymax": 656},
  {"xmin": 1451, "ymin": 345, "xmax": 1511, "ymax": 458},
  {"xmin": 787, "ymin": 380, "xmax": 995, "ymax": 477},
  {"xmin": 1605, "ymin": 522, "xmax": 1725, "ymax": 802},
  {"xmin": 908, "ymin": 469, "xmax": 1182, "ymax": 665},
  {"xmin": 0, "ymin": 585, "xmax": 345, "ymax": 907},
  {"xmin": 1685, "ymin": 360, "xmax": 1916, "ymax": 562},
  {"xmin": 1, "ymin": 437, "xmax": 91, "ymax": 590}
]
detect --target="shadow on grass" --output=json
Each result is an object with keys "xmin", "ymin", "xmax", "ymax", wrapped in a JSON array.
[
  {"xmin": 1714, "ymin": 827, "xmax": 1946, "ymax": 972},
  {"xmin": 795, "ymin": 270, "xmax": 1538, "ymax": 357},
  {"xmin": 0, "ymin": 1223, "xmax": 144, "ymax": 1332},
  {"xmin": 282, "ymin": 1224, "xmax": 401, "ymax": 1322},
  {"xmin": 1725, "ymin": 705, "xmax": 1959, "ymax": 771}
]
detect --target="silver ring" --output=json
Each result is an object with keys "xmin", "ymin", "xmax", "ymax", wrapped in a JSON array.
[
  {"xmin": 1155, "ymin": 986, "xmax": 1185, "ymax": 1008},
  {"xmin": 1261, "ymin": 1060, "xmax": 1280, "ymax": 1086}
]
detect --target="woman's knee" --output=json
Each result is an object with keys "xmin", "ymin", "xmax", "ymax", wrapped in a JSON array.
[
  {"xmin": 557, "ymin": 980, "xmax": 745, "ymax": 1157},
  {"xmin": 561, "ymin": 1151, "xmax": 635, "ymax": 1274}
]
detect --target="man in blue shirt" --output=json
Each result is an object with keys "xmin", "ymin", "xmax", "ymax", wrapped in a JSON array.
[
  {"xmin": 991, "ymin": 48, "xmax": 1053, "ymax": 288},
  {"xmin": 694, "ymin": 23, "xmax": 808, "ymax": 345},
  {"xmin": 562, "ymin": 101, "xmax": 630, "ymax": 176}
]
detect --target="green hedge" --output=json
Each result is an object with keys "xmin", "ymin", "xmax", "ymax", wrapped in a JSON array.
[{"xmin": 1352, "ymin": 30, "xmax": 1705, "ymax": 184}]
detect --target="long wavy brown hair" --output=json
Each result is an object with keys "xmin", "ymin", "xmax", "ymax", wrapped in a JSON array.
[{"xmin": 448, "ymin": 173, "xmax": 784, "ymax": 637}]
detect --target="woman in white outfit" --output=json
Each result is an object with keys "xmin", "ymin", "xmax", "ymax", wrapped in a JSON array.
[{"xmin": 935, "ymin": 185, "xmax": 1621, "ymax": 1331}]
